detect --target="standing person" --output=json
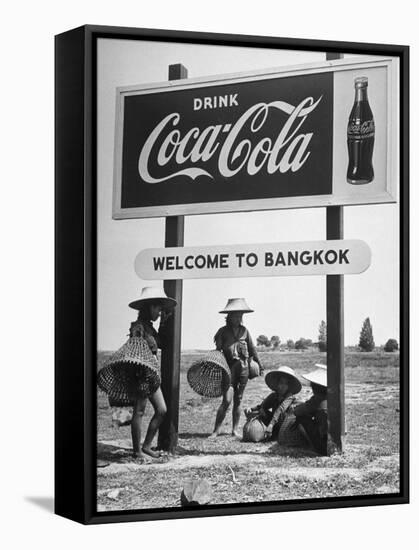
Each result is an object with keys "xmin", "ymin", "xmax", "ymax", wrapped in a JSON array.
[
  {"xmin": 98, "ymin": 287, "xmax": 176, "ymax": 461},
  {"xmin": 209, "ymin": 298, "xmax": 263, "ymax": 438}
]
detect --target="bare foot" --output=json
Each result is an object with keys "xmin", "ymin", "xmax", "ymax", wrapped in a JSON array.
[
  {"xmin": 132, "ymin": 452, "xmax": 152, "ymax": 464},
  {"xmin": 142, "ymin": 446, "xmax": 162, "ymax": 459},
  {"xmin": 207, "ymin": 432, "xmax": 220, "ymax": 439},
  {"xmin": 232, "ymin": 431, "xmax": 241, "ymax": 438}
]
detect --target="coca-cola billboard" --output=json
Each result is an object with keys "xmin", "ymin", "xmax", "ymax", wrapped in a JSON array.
[{"xmin": 113, "ymin": 58, "xmax": 398, "ymax": 218}]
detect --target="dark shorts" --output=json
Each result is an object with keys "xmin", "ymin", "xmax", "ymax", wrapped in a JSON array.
[{"xmin": 229, "ymin": 360, "xmax": 249, "ymax": 401}]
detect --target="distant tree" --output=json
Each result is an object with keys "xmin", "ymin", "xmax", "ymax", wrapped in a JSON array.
[
  {"xmin": 295, "ymin": 337, "xmax": 312, "ymax": 351},
  {"xmin": 318, "ymin": 320, "xmax": 327, "ymax": 352},
  {"xmin": 384, "ymin": 338, "xmax": 399, "ymax": 352},
  {"xmin": 286, "ymin": 339, "xmax": 295, "ymax": 350},
  {"xmin": 359, "ymin": 317, "xmax": 375, "ymax": 351},
  {"xmin": 270, "ymin": 335, "xmax": 280, "ymax": 349},
  {"xmin": 257, "ymin": 334, "xmax": 271, "ymax": 347}
]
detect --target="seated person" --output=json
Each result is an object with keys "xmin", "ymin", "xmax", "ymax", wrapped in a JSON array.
[
  {"xmin": 293, "ymin": 364, "xmax": 328, "ymax": 455},
  {"xmin": 245, "ymin": 366, "xmax": 301, "ymax": 440}
]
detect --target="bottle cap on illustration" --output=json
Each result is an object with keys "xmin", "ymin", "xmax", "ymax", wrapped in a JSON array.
[{"xmin": 355, "ymin": 76, "xmax": 368, "ymax": 88}]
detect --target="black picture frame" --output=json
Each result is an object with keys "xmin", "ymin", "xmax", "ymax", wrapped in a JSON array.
[{"xmin": 55, "ymin": 24, "xmax": 409, "ymax": 525}]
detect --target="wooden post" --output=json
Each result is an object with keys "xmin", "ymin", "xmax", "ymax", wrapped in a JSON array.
[
  {"xmin": 158, "ymin": 64, "xmax": 187, "ymax": 453},
  {"xmin": 326, "ymin": 52, "xmax": 345, "ymax": 453}
]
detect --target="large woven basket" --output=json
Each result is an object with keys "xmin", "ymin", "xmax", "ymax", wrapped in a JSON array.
[
  {"xmin": 242, "ymin": 417, "xmax": 266, "ymax": 442},
  {"xmin": 277, "ymin": 414, "xmax": 310, "ymax": 448},
  {"xmin": 187, "ymin": 350, "xmax": 231, "ymax": 398},
  {"xmin": 97, "ymin": 336, "xmax": 160, "ymax": 404}
]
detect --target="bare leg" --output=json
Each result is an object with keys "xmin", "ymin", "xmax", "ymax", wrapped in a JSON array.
[
  {"xmin": 232, "ymin": 369, "xmax": 248, "ymax": 436},
  {"xmin": 131, "ymin": 396, "xmax": 147, "ymax": 458},
  {"xmin": 232, "ymin": 391, "xmax": 243, "ymax": 437},
  {"xmin": 209, "ymin": 386, "xmax": 233, "ymax": 437},
  {"xmin": 142, "ymin": 387, "xmax": 167, "ymax": 458}
]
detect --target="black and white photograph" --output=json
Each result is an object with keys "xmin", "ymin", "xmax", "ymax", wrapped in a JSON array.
[
  {"xmin": 88, "ymin": 31, "xmax": 406, "ymax": 516},
  {"xmin": 4, "ymin": 0, "xmax": 417, "ymax": 546}
]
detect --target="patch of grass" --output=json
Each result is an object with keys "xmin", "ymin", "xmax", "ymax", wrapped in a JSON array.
[{"xmin": 96, "ymin": 350, "xmax": 400, "ymax": 511}]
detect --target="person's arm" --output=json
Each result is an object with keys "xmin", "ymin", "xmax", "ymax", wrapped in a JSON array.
[
  {"xmin": 266, "ymin": 394, "xmax": 295, "ymax": 436},
  {"xmin": 293, "ymin": 396, "xmax": 320, "ymax": 418},
  {"xmin": 214, "ymin": 327, "xmax": 223, "ymax": 351},
  {"xmin": 260, "ymin": 392, "xmax": 276, "ymax": 414},
  {"xmin": 246, "ymin": 331, "xmax": 263, "ymax": 372},
  {"xmin": 244, "ymin": 403, "xmax": 262, "ymax": 418},
  {"xmin": 154, "ymin": 310, "xmax": 173, "ymax": 348},
  {"xmin": 245, "ymin": 392, "xmax": 275, "ymax": 419}
]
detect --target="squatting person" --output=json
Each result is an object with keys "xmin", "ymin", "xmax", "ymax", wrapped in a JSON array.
[
  {"xmin": 293, "ymin": 364, "xmax": 328, "ymax": 455},
  {"xmin": 244, "ymin": 365, "xmax": 301, "ymax": 440}
]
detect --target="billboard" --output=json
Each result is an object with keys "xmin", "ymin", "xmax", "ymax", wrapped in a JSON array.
[{"xmin": 113, "ymin": 56, "xmax": 398, "ymax": 218}]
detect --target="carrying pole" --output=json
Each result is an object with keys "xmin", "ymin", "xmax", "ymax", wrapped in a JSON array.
[
  {"xmin": 158, "ymin": 64, "xmax": 188, "ymax": 453},
  {"xmin": 326, "ymin": 52, "xmax": 345, "ymax": 453}
]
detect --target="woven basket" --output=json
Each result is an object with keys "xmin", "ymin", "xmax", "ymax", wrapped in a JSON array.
[
  {"xmin": 187, "ymin": 350, "xmax": 231, "ymax": 398},
  {"xmin": 277, "ymin": 414, "xmax": 310, "ymax": 448},
  {"xmin": 248, "ymin": 359, "xmax": 260, "ymax": 380},
  {"xmin": 242, "ymin": 417, "xmax": 267, "ymax": 442},
  {"xmin": 97, "ymin": 336, "xmax": 160, "ymax": 404}
]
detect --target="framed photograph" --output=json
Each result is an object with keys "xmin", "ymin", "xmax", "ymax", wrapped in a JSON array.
[{"xmin": 55, "ymin": 25, "xmax": 409, "ymax": 524}]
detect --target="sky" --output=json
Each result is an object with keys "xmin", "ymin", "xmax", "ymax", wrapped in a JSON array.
[{"xmin": 97, "ymin": 39, "xmax": 399, "ymax": 351}]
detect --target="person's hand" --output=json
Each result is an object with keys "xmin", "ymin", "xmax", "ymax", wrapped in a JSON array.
[
  {"xmin": 258, "ymin": 363, "xmax": 264, "ymax": 375},
  {"xmin": 265, "ymin": 424, "xmax": 273, "ymax": 438}
]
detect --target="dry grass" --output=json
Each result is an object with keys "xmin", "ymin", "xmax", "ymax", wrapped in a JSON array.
[{"xmin": 96, "ymin": 350, "xmax": 400, "ymax": 511}]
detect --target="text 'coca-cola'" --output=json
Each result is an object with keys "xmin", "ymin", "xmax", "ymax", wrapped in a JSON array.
[{"xmin": 120, "ymin": 72, "xmax": 333, "ymax": 209}]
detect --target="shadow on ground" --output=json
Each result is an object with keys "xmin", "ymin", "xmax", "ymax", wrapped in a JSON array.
[{"xmin": 25, "ymin": 497, "xmax": 54, "ymax": 514}]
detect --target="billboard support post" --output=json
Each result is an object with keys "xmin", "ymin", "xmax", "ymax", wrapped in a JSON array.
[
  {"xmin": 326, "ymin": 52, "xmax": 345, "ymax": 453},
  {"xmin": 158, "ymin": 64, "xmax": 187, "ymax": 453}
]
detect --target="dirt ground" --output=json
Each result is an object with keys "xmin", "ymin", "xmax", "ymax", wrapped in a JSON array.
[{"xmin": 96, "ymin": 351, "xmax": 400, "ymax": 512}]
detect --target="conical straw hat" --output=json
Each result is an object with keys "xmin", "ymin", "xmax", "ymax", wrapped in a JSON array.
[
  {"xmin": 301, "ymin": 364, "xmax": 327, "ymax": 388},
  {"xmin": 129, "ymin": 286, "xmax": 177, "ymax": 311},
  {"xmin": 265, "ymin": 366, "xmax": 302, "ymax": 394},
  {"xmin": 187, "ymin": 350, "xmax": 231, "ymax": 398},
  {"xmin": 219, "ymin": 297, "xmax": 254, "ymax": 314}
]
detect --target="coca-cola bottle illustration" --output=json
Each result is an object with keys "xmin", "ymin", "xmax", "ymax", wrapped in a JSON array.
[{"xmin": 347, "ymin": 76, "xmax": 375, "ymax": 184}]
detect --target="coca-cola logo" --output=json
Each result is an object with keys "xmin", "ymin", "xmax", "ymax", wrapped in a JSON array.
[
  {"xmin": 138, "ymin": 96, "xmax": 323, "ymax": 184},
  {"xmin": 348, "ymin": 120, "xmax": 375, "ymax": 139},
  {"xmin": 119, "ymin": 72, "xmax": 333, "ymax": 209}
]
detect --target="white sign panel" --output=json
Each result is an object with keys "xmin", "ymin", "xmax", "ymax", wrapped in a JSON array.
[{"xmin": 135, "ymin": 240, "xmax": 371, "ymax": 280}]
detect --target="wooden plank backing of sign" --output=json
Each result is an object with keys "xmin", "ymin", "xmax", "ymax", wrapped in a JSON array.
[
  {"xmin": 158, "ymin": 64, "xmax": 187, "ymax": 453},
  {"xmin": 326, "ymin": 52, "xmax": 345, "ymax": 453}
]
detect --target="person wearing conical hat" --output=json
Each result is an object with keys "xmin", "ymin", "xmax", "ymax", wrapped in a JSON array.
[
  {"xmin": 97, "ymin": 287, "xmax": 176, "ymax": 461},
  {"xmin": 292, "ymin": 364, "xmax": 328, "ymax": 455},
  {"xmin": 244, "ymin": 366, "xmax": 301, "ymax": 440},
  {"xmin": 209, "ymin": 298, "xmax": 264, "ymax": 438}
]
